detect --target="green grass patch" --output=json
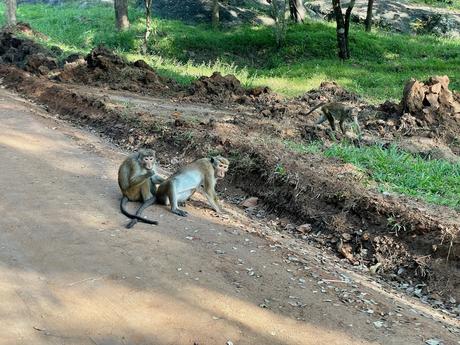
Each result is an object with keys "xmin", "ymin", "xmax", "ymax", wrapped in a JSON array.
[
  {"xmin": 0, "ymin": 2, "xmax": 459, "ymax": 101},
  {"xmin": 285, "ymin": 141, "xmax": 460, "ymax": 209}
]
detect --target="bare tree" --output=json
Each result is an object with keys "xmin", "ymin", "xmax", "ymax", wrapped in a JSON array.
[
  {"xmin": 114, "ymin": 0, "xmax": 130, "ymax": 31},
  {"xmin": 142, "ymin": 0, "xmax": 153, "ymax": 54},
  {"xmin": 332, "ymin": 0, "xmax": 355, "ymax": 59},
  {"xmin": 289, "ymin": 0, "xmax": 306, "ymax": 23},
  {"xmin": 365, "ymin": 0, "xmax": 374, "ymax": 32},
  {"xmin": 5, "ymin": 0, "xmax": 17, "ymax": 26},
  {"xmin": 212, "ymin": 0, "xmax": 220, "ymax": 29}
]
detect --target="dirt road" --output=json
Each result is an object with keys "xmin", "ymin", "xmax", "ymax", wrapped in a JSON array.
[{"xmin": 0, "ymin": 88, "xmax": 457, "ymax": 345}]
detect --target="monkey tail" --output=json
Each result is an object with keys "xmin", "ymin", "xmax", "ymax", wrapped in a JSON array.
[
  {"xmin": 120, "ymin": 196, "xmax": 158, "ymax": 228},
  {"xmin": 304, "ymin": 102, "xmax": 326, "ymax": 117}
]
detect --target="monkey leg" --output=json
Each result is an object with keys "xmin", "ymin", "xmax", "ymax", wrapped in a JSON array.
[
  {"xmin": 315, "ymin": 114, "xmax": 327, "ymax": 125},
  {"xmin": 326, "ymin": 113, "xmax": 336, "ymax": 131},
  {"xmin": 202, "ymin": 182, "xmax": 221, "ymax": 213},
  {"xmin": 353, "ymin": 117, "xmax": 361, "ymax": 134},
  {"xmin": 167, "ymin": 179, "xmax": 189, "ymax": 217},
  {"xmin": 339, "ymin": 119, "xmax": 346, "ymax": 134}
]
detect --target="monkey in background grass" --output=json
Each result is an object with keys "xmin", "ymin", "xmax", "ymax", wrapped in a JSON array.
[{"xmin": 305, "ymin": 101, "xmax": 361, "ymax": 135}]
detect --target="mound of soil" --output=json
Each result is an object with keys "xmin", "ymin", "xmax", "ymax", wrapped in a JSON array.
[
  {"xmin": 186, "ymin": 71, "xmax": 272, "ymax": 104},
  {"xmin": 189, "ymin": 71, "xmax": 245, "ymax": 99},
  {"xmin": 401, "ymin": 76, "xmax": 460, "ymax": 123},
  {"xmin": 0, "ymin": 26, "xmax": 55, "ymax": 73},
  {"xmin": 57, "ymin": 45, "xmax": 179, "ymax": 94}
]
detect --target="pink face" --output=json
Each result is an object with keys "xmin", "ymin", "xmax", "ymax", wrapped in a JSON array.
[
  {"xmin": 142, "ymin": 156, "xmax": 155, "ymax": 170},
  {"xmin": 215, "ymin": 160, "xmax": 229, "ymax": 179}
]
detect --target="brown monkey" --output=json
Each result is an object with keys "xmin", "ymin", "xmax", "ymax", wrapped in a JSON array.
[
  {"xmin": 305, "ymin": 102, "xmax": 361, "ymax": 134},
  {"xmin": 118, "ymin": 149, "xmax": 165, "ymax": 228},
  {"xmin": 156, "ymin": 156, "xmax": 229, "ymax": 217}
]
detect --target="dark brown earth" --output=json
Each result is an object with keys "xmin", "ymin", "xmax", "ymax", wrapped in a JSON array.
[{"xmin": 0, "ymin": 30, "xmax": 459, "ymax": 320}]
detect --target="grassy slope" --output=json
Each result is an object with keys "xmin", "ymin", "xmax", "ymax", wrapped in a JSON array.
[
  {"xmin": 285, "ymin": 141, "xmax": 460, "ymax": 209},
  {"xmin": 0, "ymin": 2, "xmax": 459, "ymax": 102}
]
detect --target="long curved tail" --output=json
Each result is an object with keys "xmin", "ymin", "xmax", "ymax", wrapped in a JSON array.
[
  {"xmin": 120, "ymin": 196, "xmax": 158, "ymax": 228},
  {"xmin": 305, "ymin": 102, "xmax": 326, "ymax": 117}
]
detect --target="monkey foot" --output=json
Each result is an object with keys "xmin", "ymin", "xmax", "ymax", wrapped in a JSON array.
[{"xmin": 172, "ymin": 209, "xmax": 188, "ymax": 217}]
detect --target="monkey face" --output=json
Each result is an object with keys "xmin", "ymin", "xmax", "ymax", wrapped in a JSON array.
[
  {"xmin": 142, "ymin": 156, "xmax": 155, "ymax": 170},
  {"xmin": 138, "ymin": 149, "xmax": 156, "ymax": 170},
  {"xmin": 213, "ymin": 157, "xmax": 229, "ymax": 179}
]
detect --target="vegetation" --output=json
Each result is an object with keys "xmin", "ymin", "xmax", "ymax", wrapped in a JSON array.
[
  {"xmin": 0, "ymin": 2, "xmax": 458, "ymax": 102},
  {"xmin": 285, "ymin": 140, "xmax": 460, "ymax": 209},
  {"xmin": 409, "ymin": 0, "xmax": 460, "ymax": 11}
]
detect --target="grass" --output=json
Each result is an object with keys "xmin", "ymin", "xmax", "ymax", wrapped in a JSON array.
[
  {"xmin": 285, "ymin": 140, "xmax": 460, "ymax": 209},
  {"xmin": 0, "ymin": 2, "xmax": 458, "ymax": 102}
]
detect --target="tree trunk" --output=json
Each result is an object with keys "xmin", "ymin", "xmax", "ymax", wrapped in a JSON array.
[
  {"xmin": 365, "ymin": 0, "xmax": 374, "ymax": 32},
  {"xmin": 289, "ymin": 0, "xmax": 306, "ymax": 23},
  {"xmin": 142, "ymin": 0, "xmax": 153, "ymax": 54},
  {"xmin": 332, "ymin": 0, "xmax": 354, "ymax": 60},
  {"xmin": 5, "ymin": 0, "xmax": 17, "ymax": 26},
  {"xmin": 114, "ymin": 0, "xmax": 130, "ymax": 31},
  {"xmin": 212, "ymin": 0, "xmax": 220, "ymax": 29}
]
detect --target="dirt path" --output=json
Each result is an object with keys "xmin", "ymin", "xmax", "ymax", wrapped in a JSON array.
[{"xmin": 0, "ymin": 88, "xmax": 458, "ymax": 345}]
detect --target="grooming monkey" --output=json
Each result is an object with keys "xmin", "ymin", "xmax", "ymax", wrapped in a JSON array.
[
  {"xmin": 156, "ymin": 156, "xmax": 229, "ymax": 217},
  {"xmin": 305, "ymin": 101, "xmax": 361, "ymax": 135},
  {"xmin": 118, "ymin": 149, "xmax": 165, "ymax": 228}
]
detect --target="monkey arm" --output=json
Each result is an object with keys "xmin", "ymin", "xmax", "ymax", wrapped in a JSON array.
[
  {"xmin": 150, "ymin": 174, "xmax": 166, "ymax": 184},
  {"xmin": 202, "ymin": 178, "xmax": 221, "ymax": 213},
  {"xmin": 129, "ymin": 171, "xmax": 154, "ymax": 188}
]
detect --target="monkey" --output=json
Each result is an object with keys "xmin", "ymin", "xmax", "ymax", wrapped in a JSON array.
[
  {"xmin": 305, "ymin": 101, "xmax": 361, "ymax": 135},
  {"xmin": 118, "ymin": 148, "xmax": 165, "ymax": 228},
  {"xmin": 156, "ymin": 156, "xmax": 229, "ymax": 217}
]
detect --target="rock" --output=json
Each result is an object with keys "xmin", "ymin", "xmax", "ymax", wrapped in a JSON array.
[
  {"xmin": 425, "ymin": 339, "xmax": 443, "ymax": 345},
  {"xmin": 373, "ymin": 320, "xmax": 384, "ymax": 328},
  {"xmin": 337, "ymin": 240, "xmax": 355, "ymax": 264},
  {"xmin": 369, "ymin": 262, "xmax": 382, "ymax": 275},
  {"xmin": 296, "ymin": 224, "xmax": 312, "ymax": 234},
  {"xmin": 400, "ymin": 75, "xmax": 460, "ymax": 124},
  {"xmin": 341, "ymin": 233, "xmax": 352, "ymax": 241},
  {"xmin": 240, "ymin": 197, "xmax": 258, "ymax": 208}
]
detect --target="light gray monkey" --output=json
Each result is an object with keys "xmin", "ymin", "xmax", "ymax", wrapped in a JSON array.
[{"xmin": 156, "ymin": 156, "xmax": 229, "ymax": 217}]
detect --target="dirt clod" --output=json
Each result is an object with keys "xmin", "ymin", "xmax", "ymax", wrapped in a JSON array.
[{"xmin": 241, "ymin": 197, "xmax": 259, "ymax": 208}]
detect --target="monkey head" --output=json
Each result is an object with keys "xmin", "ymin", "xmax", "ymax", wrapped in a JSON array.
[
  {"xmin": 211, "ymin": 156, "xmax": 229, "ymax": 179},
  {"xmin": 138, "ymin": 149, "xmax": 156, "ymax": 170}
]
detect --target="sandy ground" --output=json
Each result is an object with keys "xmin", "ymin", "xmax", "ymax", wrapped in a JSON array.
[{"xmin": 0, "ymin": 88, "xmax": 458, "ymax": 345}]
